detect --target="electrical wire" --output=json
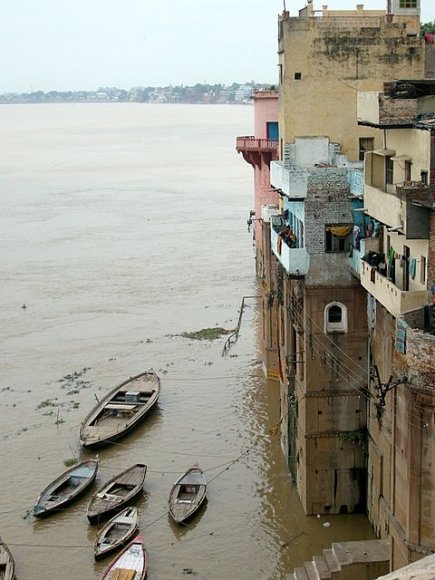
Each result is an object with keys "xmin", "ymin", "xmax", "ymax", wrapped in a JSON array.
[{"xmin": 285, "ymin": 298, "xmax": 435, "ymax": 438}]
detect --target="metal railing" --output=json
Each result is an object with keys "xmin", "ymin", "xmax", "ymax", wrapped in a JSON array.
[{"xmin": 222, "ymin": 295, "xmax": 259, "ymax": 356}]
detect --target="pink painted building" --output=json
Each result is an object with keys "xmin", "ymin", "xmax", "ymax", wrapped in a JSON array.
[
  {"xmin": 236, "ymin": 89, "xmax": 279, "ymax": 277},
  {"xmin": 236, "ymin": 90, "xmax": 280, "ymax": 380}
]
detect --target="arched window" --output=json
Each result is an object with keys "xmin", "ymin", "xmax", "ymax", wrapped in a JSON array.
[{"xmin": 324, "ymin": 302, "xmax": 348, "ymax": 333}]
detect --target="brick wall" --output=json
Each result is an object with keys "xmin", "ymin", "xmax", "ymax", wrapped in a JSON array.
[
  {"xmin": 379, "ymin": 95, "xmax": 417, "ymax": 125},
  {"xmin": 406, "ymin": 327, "xmax": 435, "ymax": 387},
  {"xmin": 304, "ymin": 168, "xmax": 352, "ymax": 254}
]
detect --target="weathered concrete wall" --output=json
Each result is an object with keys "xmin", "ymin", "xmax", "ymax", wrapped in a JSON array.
[
  {"xmin": 367, "ymin": 304, "xmax": 395, "ymax": 538},
  {"xmin": 279, "ymin": 10, "xmax": 425, "ymax": 160},
  {"xmin": 377, "ymin": 553, "xmax": 435, "ymax": 579},
  {"xmin": 425, "ymin": 44, "xmax": 435, "ymax": 78},
  {"xmin": 428, "ymin": 132, "xmax": 435, "ymax": 286},
  {"xmin": 291, "ymin": 284, "xmax": 368, "ymax": 515},
  {"xmin": 387, "ymin": 317, "xmax": 435, "ymax": 569}
]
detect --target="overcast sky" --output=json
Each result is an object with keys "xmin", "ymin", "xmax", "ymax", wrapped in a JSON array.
[{"xmin": 1, "ymin": 0, "xmax": 433, "ymax": 93}]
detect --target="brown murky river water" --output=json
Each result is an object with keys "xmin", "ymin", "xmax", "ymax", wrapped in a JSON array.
[{"xmin": 0, "ymin": 103, "xmax": 374, "ymax": 579}]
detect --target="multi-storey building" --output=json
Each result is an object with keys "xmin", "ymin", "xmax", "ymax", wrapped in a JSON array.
[
  {"xmin": 269, "ymin": 0, "xmax": 429, "ymax": 517},
  {"xmin": 270, "ymin": 136, "xmax": 369, "ymax": 514},
  {"xmin": 278, "ymin": 0, "xmax": 425, "ymax": 161},
  {"xmin": 357, "ymin": 79, "xmax": 435, "ymax": 570},
  {"xmin": 236, "ymin": 90, "xmax": 280, "ymax": 379},
  {"xmin": 239, "ymin": 0, "xmax": 435, "ymax": 558}
]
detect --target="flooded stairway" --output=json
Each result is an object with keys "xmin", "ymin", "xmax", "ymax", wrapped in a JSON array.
[{"xmin": 288, "ymin": 540, "xmax": 390, "ymax": 580}]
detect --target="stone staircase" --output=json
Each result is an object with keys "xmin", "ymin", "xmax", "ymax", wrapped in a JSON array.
[{"xmin": 287, "ymin": 540, "xmax": 390, "ymax": 580}]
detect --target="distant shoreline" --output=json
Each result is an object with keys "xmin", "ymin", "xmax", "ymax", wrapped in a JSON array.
[
  {"xmin": 0, "ymin": 100, "xmax": 253, "ymax": 105},
  {"xmin": 0, "ymin": 83, "xmax": 274, "ymax": 106}
]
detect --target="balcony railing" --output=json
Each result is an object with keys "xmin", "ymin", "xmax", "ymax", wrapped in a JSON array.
[
  {"xmin": 271, "ymin": 229, "xmax": 310, "ymax": 276},
  {"xmin": 236, "ymin": 136, "xmax": 278, "ymax": 153},
  {"xmin": 360, "ymin": 260, "xmax": 428, "ymax": 317}
]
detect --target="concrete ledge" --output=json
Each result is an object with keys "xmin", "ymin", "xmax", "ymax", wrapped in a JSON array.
[{"xmin": 376, "ymin": 553, "xmax": 435, "ymax": 579}]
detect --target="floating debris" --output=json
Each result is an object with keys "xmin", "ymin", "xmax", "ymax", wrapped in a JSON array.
[{"xmin": 180, "ymin": 327, "xmax": 230, "ymax": 341}]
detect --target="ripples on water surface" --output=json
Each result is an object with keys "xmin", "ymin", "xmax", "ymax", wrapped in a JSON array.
[{"xmin": 0, "ymin": 104, "xmax": 374, "ymax": 579}]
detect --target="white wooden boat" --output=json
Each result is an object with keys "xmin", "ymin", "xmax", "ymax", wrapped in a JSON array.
[
  {"xmin": 101, "ymin": 534, "xmax": 147, "ymax": 580},
  {"xmin": 80, "ymin": 371, "xmax": 160, "ymax": 448},
  {"xmin": 87, "ymin": 464, "xmax": 146, "ymax": 525},
  {"xmin": 33, "ymin": 457, "xmax": 99, "ymax": 518},
  {"xmin": 169, "ymin": 465, "xmax": 207, "ymax": 524},
  {"xmin": 0, "ymin": 537, "xmax": 15, "ymax": 580},
  {"xmin": 94, "ymin": 506, "xmax": 139, "ymax": 560}
]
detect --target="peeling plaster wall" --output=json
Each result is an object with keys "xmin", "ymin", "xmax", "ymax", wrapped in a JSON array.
[{"xmin": 279, "ymin": 11, "xmax": 425, "ymax": 160}]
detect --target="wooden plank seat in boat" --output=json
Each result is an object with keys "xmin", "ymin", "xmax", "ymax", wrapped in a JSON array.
[
  {"xmin": 105, "ymin": 403, "xmax": 139, "ymax": 411},
  {"xmin": 109, "ymin": 569, "xmax": 136, "ymax": 580},
  {"xmin": 113, "ymin": 516, "xmax": 136, "ymax": 525},
  {"xmin": 97, "ymin": 492, "xmax": 124, "ymax": 501}
]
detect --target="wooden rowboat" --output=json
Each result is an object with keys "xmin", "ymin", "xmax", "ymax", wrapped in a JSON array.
[
  {"xmin": 101, "ymin": 534, "xmax": 147, "ymax": 580},
  {"xmin": 0, "ymin": 537, "xmax": 15, "ymax": 580},
  {"xmin": 87, "ymin": 464, "xmax": 146, "ymax": 525},
  {"xmin": 94, "ymin": 506, "xmax": 139, "ymax": 560},
  {"xmin": 169, "ymin": 465, "xmax": 207, "ymax": 524},
  {"xmin": 80, "ymin": 371, "xmax": 160, "ymax": 448},
  {"xmin": 33, "ymin": 457, "xmax": 99, "ymax": 518}
]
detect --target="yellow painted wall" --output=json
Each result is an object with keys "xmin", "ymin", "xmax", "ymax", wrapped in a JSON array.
[{"xmin": 279, "ymin": 11, "xmax": 425, "ymax": 160}]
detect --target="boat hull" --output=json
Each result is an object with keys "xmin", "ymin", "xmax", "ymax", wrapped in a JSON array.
[
  {"xmin": 94, "ymin": 507, "xmax": 139, "ymax": 560},
  {"xmin": 80, "ymin": 371, "xmax": 160, "ymax": 448},
  {"xmin": 0, "ymin": 538, "xmax": 15, "ymax": 580},
  {"xmin": 101, "ymin": 534, "xmax": 147, "ymax": 580},
  {"xmin": 33, "ymin": 458, "xmax": 99, "ymax": 518},
  {"xmin": 87, "ymin": 464, "xmax": 146, "ymax": 525},
  {"xmin": 169, "ymin": 466, "xmax": 207, "ymax": 524}
]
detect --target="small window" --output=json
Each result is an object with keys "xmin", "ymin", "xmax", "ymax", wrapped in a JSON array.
[
  {"xmin": 399, "ymin": 0, "xmax": 416, "ymax": 7},
  {"xmin": 328, "ymin": 305, "xmax": 342, "ymax": 324},
  {"xmin": 324, "ymin": 302, "xmax": 348, "ymax": 334},
  {"xmin": 405, "ymin": 161, "xmax": 412, "ymax": 182},
  {"xmin": 421, "ymin": 170, "xmax": 428, "ymax": 185},
  {"xmin": 294, "ymin": 72, "xmax": 302, "ymax": 80},
  {"xmin": 325, "ymin": 225, "xmax": 352, "ymax": 253},
  {"xmin": 386, "ymin": 157, "xmax": 394, "ymax": 185},
  {"xmin": 359, "ymin": 137, "xmax": 374, "ymax": 162}
]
